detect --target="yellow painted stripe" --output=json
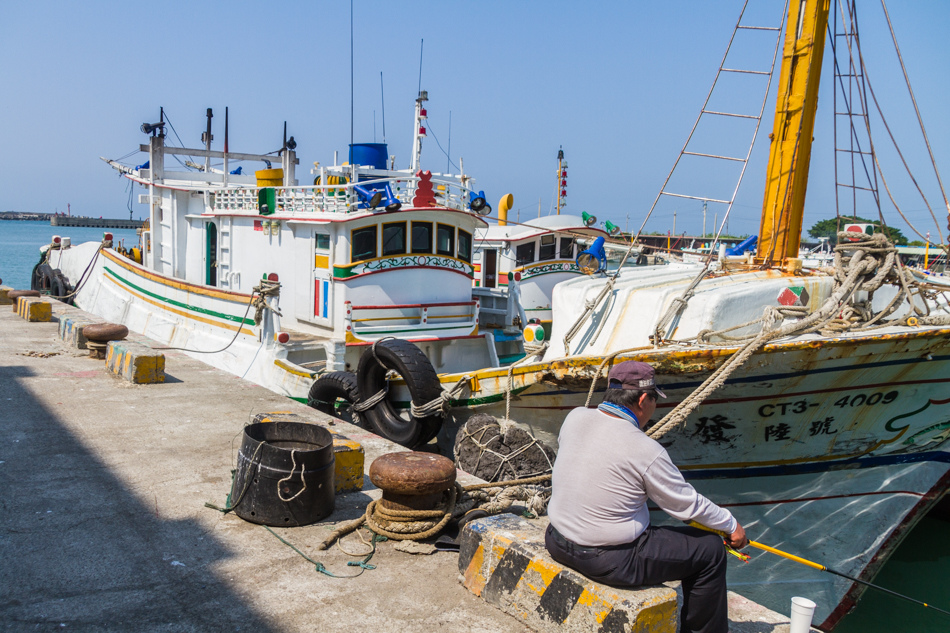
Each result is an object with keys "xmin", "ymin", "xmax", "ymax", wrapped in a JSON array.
[
  {"xmin": 102, "ymin": 250, "xmax": 252, "ymax": 303},
  {"xmin": 315, "ymin": 254, "xmax": 329, "ymax": 268},
  {"xmin": 274, "ymin": 358, "xmax": 317, "ymax": 379},
  {"xmin": 104, "ymin": 274, "xmax": 255, "ymax": 336}
]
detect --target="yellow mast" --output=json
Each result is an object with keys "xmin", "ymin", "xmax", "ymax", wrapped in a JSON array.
[{"xmin": 755, "ymin": 0, "xmax": 831, "ymax": 268}]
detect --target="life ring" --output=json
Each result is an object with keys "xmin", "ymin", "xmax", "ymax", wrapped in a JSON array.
[
  {"xmin": 356, "ymin": 338, "xmax": 444, "ymax": 448},
  {"xmin": 307, "ymin": 371, "xmax": 361, "ymax": 425}
]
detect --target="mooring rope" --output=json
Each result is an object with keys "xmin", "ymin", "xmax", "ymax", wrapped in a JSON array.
[
  {"xmin": 646, "ymin": 232, "xmax": 942, "ymax": 440},
  {"xmin": 316, "ymin": 474, "xmax": 553, "ymax": 551}
]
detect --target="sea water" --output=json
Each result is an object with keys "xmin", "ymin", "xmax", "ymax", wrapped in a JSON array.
[
  {"xmin": 0, "ymin": 220, "xmax": 947, "ymax": 630},
  {"xmin": 0, "ymin": 220, "xmax": 140, "ymax": 290}
]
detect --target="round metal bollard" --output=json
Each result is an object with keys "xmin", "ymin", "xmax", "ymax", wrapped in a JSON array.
[{"xmin": 369, "ymin": 451, "xmax": 456, "ymax": 512}]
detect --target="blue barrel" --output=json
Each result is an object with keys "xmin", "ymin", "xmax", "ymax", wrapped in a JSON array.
[{"xmin": 349, "ymin": 143, "xmax": 389, "ymax": 169}]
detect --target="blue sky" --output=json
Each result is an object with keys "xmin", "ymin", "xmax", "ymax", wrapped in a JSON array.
[{"xmin": 1, "ymin": 1, "xmax": 947, "ymax": 243}]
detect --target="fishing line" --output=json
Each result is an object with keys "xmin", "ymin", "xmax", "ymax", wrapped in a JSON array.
[{"xmin": 691, "ymin": 522, "xmax": 950, "ymax": 618}]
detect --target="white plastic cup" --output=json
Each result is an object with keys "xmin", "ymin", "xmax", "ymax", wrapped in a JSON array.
[{"xmin": 789, "ymin": 596, "xmax": 817, "ymax": 633}]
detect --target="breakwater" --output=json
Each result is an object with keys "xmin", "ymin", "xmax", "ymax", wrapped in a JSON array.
[{"xmin": 50, "ymin": 216, "xmax": 144, "ymax": 229}]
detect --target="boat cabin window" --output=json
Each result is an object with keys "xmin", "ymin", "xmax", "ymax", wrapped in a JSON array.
[
  {"xmin": 458, "ymin": 229, "xmax": 472, "ymax": 263},
  {"xmin": 411, "ymin": 222, "xmax": 432, "ymax": 254},
  {"xmin": 559, "ymin": 237, "xmax": 574, "ymax": 259},
  {"xmin": 436, "ymin": 223, "xmax": 454, "ymax": 257},
  {"xmin": 516, "ymin": 242, "xmax": 535, "ymax": 267},
  {"xmin": 351, "ymin": 226, "xmax": 377, "ymax": 262},
  {"xmin": 316, "ymin": 234, "xmax": 331, "ymax": 251},
  {"xmin": 382, "ymin": 222, "xmax": 406, "ymax": 256},
  {"xmin": 539, "ymin": 235, "xmax": 556, "ymax": 261}
]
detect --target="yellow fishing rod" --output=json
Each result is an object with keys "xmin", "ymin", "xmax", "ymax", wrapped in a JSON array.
[{"xmin": 689, "ymin": 522, "xmax": 950, "ymax": 618}]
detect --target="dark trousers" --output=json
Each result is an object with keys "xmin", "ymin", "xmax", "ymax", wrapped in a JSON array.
[{"xmin": 545, "ymin": 524, "xmax": 728, "ymax": 633}]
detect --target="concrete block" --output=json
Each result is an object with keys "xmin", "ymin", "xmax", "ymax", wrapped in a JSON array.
[
  {"xmin": 459, "ymin": 514, "xmax": 678, "ymax": 633},
  {"xmin": 0, "ymin": 286, "xmax": 12, "ymax": 305},
  {"xmin": 17, "ymin": 297, "xmax": 52, "ymax": 322},
  {"xmin": 106, "ymin": 340, "xmax": 166, "ymax": 384},
  {"xmin": 252, "ymin": 412, "xmax": 365, "ymax": 494},
  {"xmin": 59, "ymin": 316, "xmax": 97, "ymax": 349}
]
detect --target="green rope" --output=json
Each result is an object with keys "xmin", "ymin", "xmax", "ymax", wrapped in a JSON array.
[{"xmin": 264, "ymin": 525, "xmax": 386, "ymax": 578}]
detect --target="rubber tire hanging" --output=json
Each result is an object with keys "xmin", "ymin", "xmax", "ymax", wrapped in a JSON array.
[
  {"xmin": 356, "ymin": 339, "xmax": 444, "ymax": 448},
  {"xmin": 307, "ymin": 371, "xmax": 360, "ymax": 421}
]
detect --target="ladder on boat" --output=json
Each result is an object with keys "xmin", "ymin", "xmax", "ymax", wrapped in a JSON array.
[
  {"xmin": 636, "ymin": 0, "xmax": 789, "ymax": 248},
  {"xmin": 217, "ymin": 216, "xmax": 236, "ymax": 288},
  {"xmin": 831, "ymin": 1, "xmax": 882, "ymax": 222}
]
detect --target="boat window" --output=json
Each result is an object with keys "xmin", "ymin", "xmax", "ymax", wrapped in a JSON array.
[
  {"xmin": 559, "ymin": 237, "xmax": 574, "ymax": 259},
  {"xmin": 436, "ymin": 223, "xmax": 454, "ymax": 257},
  {"xmin": 516, "ymin": 242, "xmax": 535, "ymax": 267},
  {"xmin": 458, "ymin": 230, "xmax": 472, "ymax": 263},
  {"xmin": 411, "ymin": 222, "xmax": 432, "ymax": 254},
  {"xmin": 539, "ymin": 235, "xmax": 556, "ymax": 261},
  {"xmin": 351, "ymin": 225, "xmax": 377, "ymax": 262},
  {"xmin": 382, "ymin": 222, "xmax": 406, "ymax": 256},
  {"xmin": 315, "ymin": 233, "xmax": 330, "ymax": 251}
]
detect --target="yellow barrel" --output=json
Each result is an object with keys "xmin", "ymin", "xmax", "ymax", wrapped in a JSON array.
[{"xmin": 256, "ymin": 168, "xmax": 284, "ymax": 187}]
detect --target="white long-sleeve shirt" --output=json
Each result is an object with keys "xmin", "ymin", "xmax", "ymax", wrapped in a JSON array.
[{"xmin": 548, "ymin": 406, "xmax": 737, "ymax": 547}]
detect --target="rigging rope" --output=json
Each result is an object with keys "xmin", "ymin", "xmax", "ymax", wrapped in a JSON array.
[{"xmin": 646, "ymin": 232, "xmax": 946, "ymax": 440}]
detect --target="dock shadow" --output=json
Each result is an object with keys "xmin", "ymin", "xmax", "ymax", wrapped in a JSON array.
[{"xmin": 0, "ymin": 365, "xmax": 278, "ymax": 631}]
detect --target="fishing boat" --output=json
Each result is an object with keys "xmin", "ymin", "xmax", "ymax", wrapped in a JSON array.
[
  {"xmin": 426, "ymin": 0, "xmax": 950, "ymax": 627},
  {"xmin": 472, "ymin": 211, "xmax": 610, "ymax": 334},
  {"xmin": 42, "ymin": 91, "xmax": 523, "ymax": 446}
]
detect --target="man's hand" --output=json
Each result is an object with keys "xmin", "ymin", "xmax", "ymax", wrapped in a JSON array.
[{"xmin": 726, "ymin": 523, "xmax": 748, "ymax": 549}]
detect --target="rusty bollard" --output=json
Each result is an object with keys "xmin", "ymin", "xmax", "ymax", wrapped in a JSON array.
[
  {"xmin": 8, "ymin": 290, "xmax": 40, "ymax": 312},
  {"xmin": 83, "ymin": 323, "xmax": 130, "ymax": 360},
  {"xmin": 369, "ymin": 452, "xmax": 457, "ymax": 512}
]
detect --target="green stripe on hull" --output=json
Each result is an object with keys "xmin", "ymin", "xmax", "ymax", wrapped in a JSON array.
[{"xmin": 103, "ymin": 265, "xmax": 255, "ymax": 325}]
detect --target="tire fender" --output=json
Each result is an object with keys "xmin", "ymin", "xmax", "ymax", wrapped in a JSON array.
[
  {"xmin": 307, "ymin": 371, "xmax": 360, "ymax": 417},
  {"xmin": 356, "ymin": 339, "xmax": 444, "ymax": 448}
]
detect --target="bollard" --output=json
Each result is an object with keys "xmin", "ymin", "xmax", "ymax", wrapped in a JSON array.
[{"xmin": 789, "ymin": 596, "xmax": 816, "ymax": 633}]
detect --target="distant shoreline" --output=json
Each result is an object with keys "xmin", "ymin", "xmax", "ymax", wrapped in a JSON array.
[
  {"xmin": 0, "ymin": 212, "xmax": 52, "ymax": 222},
  {"xmin": 0, "ymin": 212, "xmax": 144, "ymax": 229}
]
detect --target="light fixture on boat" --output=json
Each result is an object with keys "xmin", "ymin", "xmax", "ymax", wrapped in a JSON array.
[
  {"xmin": 602, "ymin": 220, "xmax": 621, "ymax": 236},
  {"xmin": 582, "ymin": 211, "xmax": 597, "ymax": 227},
  {"xmin": 470, "ymin": 190, "xmax": 492, "ymax": 216},
  {"xmin": 576, "ymin": 236, "xmax": 607, "ymax": 275},
  {"xmin": 354, "ymin": 184, "xmax": 384, "ymax": 210},
  {"xmin": 140, "ymin": 122, "xmax": 165, "ymax": 136},
  {"xmin": 381, "ymin": 184, "xmax": 402, "ymax": 212}
]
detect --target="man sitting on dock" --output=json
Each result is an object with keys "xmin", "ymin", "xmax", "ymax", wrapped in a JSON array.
[{"xmin": 545, "ymin": 361, "xmax": 747, "ymax": 633}]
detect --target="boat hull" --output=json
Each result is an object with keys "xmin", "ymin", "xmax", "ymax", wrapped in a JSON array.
[{"xmin": 436, "ymin": 329, "xmax": 950, "ymax": 626}]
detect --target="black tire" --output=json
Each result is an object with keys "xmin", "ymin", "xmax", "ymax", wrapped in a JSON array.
[
  {"xmin": 307, "ymin": 372, "xmax": 360, "ymax": 422},
  {"xmin": 32, "ymin": 263, "xmax": 53, "ymax": 292},
  {"xmin": 356, "ymin": 339, "xmax": 444, "ymax": 448}
]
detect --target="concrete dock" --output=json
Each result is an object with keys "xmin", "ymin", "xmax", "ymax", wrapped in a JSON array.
[{"xmin": 0, "ymin": 297, "xmax": 804, "ymax": 632}]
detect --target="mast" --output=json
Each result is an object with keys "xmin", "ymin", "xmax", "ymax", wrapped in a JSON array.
[
  {"xmin": 755, "ymin": 0, "xmax": 831, "ymax": 268},
  {"xmin": 557, "ymin": 147, "xmax": 567, "ymax": 215},
  {"xmin": 410, "ymin": 90, "xmax": 428, "ymax": 174}
]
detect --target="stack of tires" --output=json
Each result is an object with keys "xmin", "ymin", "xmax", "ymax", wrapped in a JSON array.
[
  {"xmin": 31, "ymin": 263, "xmax": 72, "ymax": 304},
  {"xmin": 307, "ymin": 339, "xmax": 444, "ymax": 449}
]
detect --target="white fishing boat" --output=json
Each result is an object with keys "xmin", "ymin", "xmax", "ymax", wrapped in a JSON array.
[
  {"xmin": 43, "ymin": 91, "xmax": 523, "ymax": 447},
  {"xmin": 424, "ymin": 1, "xmax": 950, "ymax": 627},
  {"xmin": 472, "ymin": 212, "xmax": 610, "ymax": 334}
]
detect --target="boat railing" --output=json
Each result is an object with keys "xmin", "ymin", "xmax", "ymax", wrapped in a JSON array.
[
  {"xmin": 344, "ymin": 299, "xmax": 479, "ymax": 337},
  {"xmin": 211, "ymin": 173, "xmax": 474, "ymax": 216}
]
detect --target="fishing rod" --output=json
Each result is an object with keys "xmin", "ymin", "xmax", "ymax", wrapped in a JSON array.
[{"xmin": 689, "ymin": 522, "xmax": 950, "ymax": 618}]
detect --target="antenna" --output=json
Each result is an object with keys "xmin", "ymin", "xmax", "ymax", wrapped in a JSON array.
[
  {"xmin": 349, "ymin": 0, "xmax": 354, "ymax": 150},
  {"xmin": 447, "ymin": 111, "xmax": 451, "ymax": 173},
  {"xmin": 380, "ymin": 72, "xmax": 386, "ymax": 143},
  {"xmin": 417, "ymin": 39, "xmax": 424, "ymax": 95}
]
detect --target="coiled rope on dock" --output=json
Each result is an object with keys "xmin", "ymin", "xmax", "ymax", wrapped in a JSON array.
[{"xmin": 316, "ymin": 474, "xmax": 552, "ymax": 550}]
